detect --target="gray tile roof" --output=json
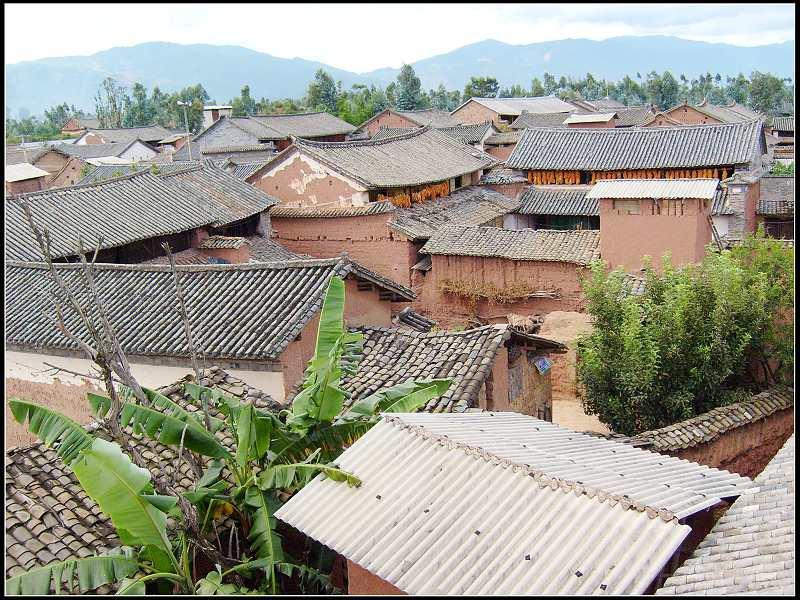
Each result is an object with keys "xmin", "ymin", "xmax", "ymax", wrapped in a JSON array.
[
  {"xmin": 369, "ymin": 126, "xmax": 418, "ymax": 142},
  {"xmin": 478, "ymin": 168, "xmax": 528, "ymax": 185},
  {"xmin": 81, "ymin": 125, "xmax": 172, "ymax": 144},
  {"xmin": 507, "ymin": 121, "xmax": 764, "ymax": 171},
  {"xmin": 712, "ymin": 187, "xmax": 734, "ymax": 215},
  {"xmin": 567, "ymin": 98, "xmax": 628, "ymax": 112},
  {"xmin": 142, "ymin": 236, "xmax": 306, "ymax": 265},
  {"xmin": 341, "ymin": 324, "xmax": 561, "ymax": 413},
  {"xmin": 421, "ymin": 226, "xmax": 601, "ymax": 265},
  {"xmin": 436, "ymin": 121, "xmax": 494, "ymax": 144},
  {"xmin": 75, "ymin": 161, "xmax": 201, "ymax": 185},
  {"xmin": 613, "ymin": 105, "xmax": 656, "ymax": 127},
  {"xmin": 758, "ymin": 175, "xmax": 794, "ymax": 216},
  {"xmin": 250, "ymin": 111, "xmax": 356, "ymax": 137},
  {"xmin": 621, "ymin": 272, "xmax": 648, "ymax": 297},
  {"xmin": 286, "ymin": 127, "xmax": 497, "ymax": 189},
  {"xmin": 226, "ymin": 160, "xmax": 270, "ymax": 180},
  {"xmin": 197, "ymin": 235, "xmax": 249, "ymax": 249},
  {"xmin": 57, "ymin": 140, "xmax": 144, "ymax": 160},
  {"xmin": 393, "ymin": 306, "xmax": 437, "ymax": 332},
  {"xmin": 5, "ymin": 257, "xmax": 413, "ymax": 362},
  {"xmin": 5, "ymin": 367, "xmax": 278, "ymax": 587},
  {"xmin": 688, "ymin": 100, "xmax": 764, "ymax": 124},
  {"xmin": 484, "ymin": 130, "xmax": 522, "ymax": 145},
  {"xmin": 509, "ymin": 111, "xmax": 570, "ymax": 129},
  {"xmin": 656, "ymin": 434, "xmax": 794, "ymax": 596},
  {"xmin": 634, "ymin": 387, "xmax": 794, "ymax": 452},
  {"xmin": 270, "ymin": 201, "xmax": 397, "ymax": 218},
  {"xmin": 396, "ymin": 108, "xmax": 463, "ymax": 128},
  {"xmin": 517, "ymin": 186, "xmax": 597, "ymax": 215},
  {"xmin": 388, "ymin": 186, "xmax": 519, "ymax": 241},
  {"xmin": 771, "ymin": 116, "xmax": 794, "ymax": 132}
]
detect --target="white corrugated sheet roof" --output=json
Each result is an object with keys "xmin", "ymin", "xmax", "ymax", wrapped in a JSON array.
[
  {"xmin": 563, "ymin": 112, "xmax": 617, "ymax": 124},
  {"xmin": 276, "ymin": 412, "xmax": 755, "ymax": 595},
  {"xmin": 5, "ymin": 162, "xmax": 49, "ymax": 182},
  {"xmin": 586, "ymin": 178, "xmax": 720, "ymax": 200}
]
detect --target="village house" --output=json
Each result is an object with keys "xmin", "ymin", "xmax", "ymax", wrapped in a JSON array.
[
  {"xmin": 587, "ymin": 178, "xmax": 723, "ymax": 271},
  {"xmin": 202, "ymin": 104, "xmax": 233, "ymax": 128},
  {"xmin": 450, "ymin": 96, "xmax": 575, "ymax": 126},
  {"xmin": 5, "ymin": 143, "xmax": 87, "ymax": 189},
  {"xmin": 5, "ymin": 164, "xmax": 279, "ymax": 264},
  {"xmin": 371, "ymin": 121, "xmax": 498, "ymax": 151},
  {"xmin": 58, "ymin": 138, "xmax": 159, "ymax": 163},
  {"xmin": 477, "ymin": 167, "xmax": 529, "ymax": 198},
  {"xmin": 507, "ymin": 186, "xmax": 600, "ymax": 230},
  {"xmin": 175, "ymin": 112, "xmax": 357, "ymax": 160},
  {"xmin": 74, "ymin": 161, "xmax": 202, "ymax": 185},
  {"xmin": 656, "ymin": 434, "xmax": 794, "ymax": 596},
  {"xmin": 768, "ymin": 116, "xmax": 794, "ymax": 163},
  {"xmin": 341, "ymin": 325, "xmax": 567, "ymax": 420},
  {"xmin": 415, "ymin": 225, "xmax": 600, "ymax": 323},
  {"xmin": 74, "ymin": 124, "xmax": 173, "ymax": 145},
  {"xmin": 643, "ymin": 100, "xmax": 762, "ymax": 127},
  {"xmin": 274, "ymin": 411, "xmax": 755, "ymax": 595},
  {"xmin": 756, "ymin": 174, "xmax": 794, "ymax": 239},
  {"xmin": 60, "ymin": 114, "xmax": 101, "ymax": 136},
  {"xmin": 505, "ymin": 121, "xmax": 767, "ymax": 240},
  {"xmin": 482, "ymin": 130, "xmax": 522, "ymax": 160},
  {"xmin": 356, "ymin": 108, "xmax": 463, "ymax": 137},
  {"xmin": 5, "ymin": 163, "xmax": 49, "ymax": 195},
  {"xmin": 5, "ymin": 256, "xmax": 413, "ymax": 404},
  {"xmin": 509, "ymin": 105, "xmax": 655, "ymax": 131},
  {"xmin": 268, "ymin": 186, "xmax": 518, "ymax": 286},
  {"xmin": 249, "ymin": 126, "xmax": 497, "ymax": 209}
]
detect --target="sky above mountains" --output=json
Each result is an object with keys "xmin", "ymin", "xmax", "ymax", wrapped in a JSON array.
[{"xmin": 4, "ymin": 3, "xmax": 796, "ymax": 72}]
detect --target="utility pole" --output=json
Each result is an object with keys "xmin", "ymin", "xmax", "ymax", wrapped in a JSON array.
[{"xmin": 177, "ymin": 101, "xmax": 193, "ymax": 161}]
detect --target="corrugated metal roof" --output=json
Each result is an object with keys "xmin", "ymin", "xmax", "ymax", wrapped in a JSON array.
[
  {"xmin": 507, "ymin": 121, "xmax": 762, "ymax": 171},
  {"xmin": 276, "ymin": 412, "xmax": 755, "ymax": 595},
  {"xmin": 586, "ymin": 178, "xmax": 720, "ymax": 200},
  {"xmin": 656, "ymin": 434, "xmax": 794, "ymax": 596},
  {"xmin": 562, "ymin": 113, "xmax": 617, "ymax": 124},
  {"xmin": 517, "ymin": 186, "xmax": 597, "ymax": 215},
  {"xmin": 5, "ymin": 163, "xmax": 49, "ymax": 182}
]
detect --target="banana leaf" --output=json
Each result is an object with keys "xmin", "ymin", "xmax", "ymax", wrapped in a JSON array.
[{"xmin": 8, "ymin": 399, "xmax": 94, "ymax": 465}]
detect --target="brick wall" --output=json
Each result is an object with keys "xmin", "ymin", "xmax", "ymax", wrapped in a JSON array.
[
  {"xmin": 480, "ymin": 181, "xmax": 527, "ymax": 199},
  {"xmin": 5, "ymin": 177, "xmax": 45, "ymax": 195},
  {"xmin": 665, "ymin": 408, "xmax": 793, "ymax": 478},
  {"xmin": 364, "ymin": 112, "xmax": 419, "ymax": 137},
  {"xmin": 451, "ymin": 100, "xmax": 502, "ymax": 125},
  {"xmin": 662, "ymin": 106, "xmax": 723, "ymax": 126},
  {"xmin": 253, "ymin": 150, "xmax": 368, "ymax": 207},
  {"xmin": 271, "ymin": 213, "xmax": 418, "ymax": 286},
  {"xmin": 485, "ymin": 144, "xmax": 516, "ymax": 161},
  {"xmin": 599, "ymin": 197, "xmax": 711, "ymax": 271},
  {"xmin": 46, "ymin": 157, "xmax": 85, "ymax": 188}
]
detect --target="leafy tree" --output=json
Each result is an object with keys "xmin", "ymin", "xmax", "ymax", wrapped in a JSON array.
[
  {"xmin": 123, "ymin": 83, "xmax": 155, "ymax": 127},
  {"xmin": 168, "ymin": 84, "xmax": 210, "ymax": 133},
  {"xmin": 726, "ymin": 73, "xmax": 751, "ymax": 105},
  {"xmin": 770, "ymin": 161, "xmax": 795, "ymax": 175},
  {"xmin": 530, "ymin": 77, "xmax": 545, "ymax": 97},
  {"xmin": 230, "ymin": 84, "xmax": 258, "ymax": 117},
  {"xmin": 645, "ymin": 70, "xmax": 680, "ymax": 110},
  {"xmin": 498, "ymin": 84, "xmax": 527, "ymax": 98},
  {"xmin": 576, "ymin": 239, "xmax": 793, "ymax": 435},
  {"xmin": 542, "ymin": 72, "xmax": 558, "ymax": 95},
  {"xmin": 7, "ymin": 276, "xmax": 450, "ymax": 594},
  {"xmin": 395, "ymin": 64, "xmax": 422, "ymax": 110},
  {"xmin": 750, "ymin": 71, "xmax": 788, "ymax": 114},
  {"xmin": 463, "ymin": 76, "xmax": 499, "ymax": 99},
  {"xmin": 306, "ymin": 69, "xmax": 338, "ymax": 113},
  {"xmin": 94, "ymin": 77, "xmax": 129, "ymax": 128},
  {"xmin": 43, "ymin": 103, "xmax": 83, "ymax": 130}
]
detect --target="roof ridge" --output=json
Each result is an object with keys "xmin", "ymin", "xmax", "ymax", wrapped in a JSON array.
[
  {"xmin": 297, "ymin": 125, "xmax": 430, "ymax": 148},
  {"xmin": 5, "ymin": 257, "xmax": 346, "ymax": 272},
  {"xmin": 8, "ymin": 168, "xmax": 156, "ymax": 199},
  {"xmin": 383, "ymin": 414, "xmax": 679, "ymax": 523}
]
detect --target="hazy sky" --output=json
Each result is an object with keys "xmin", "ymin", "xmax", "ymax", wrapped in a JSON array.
[{"xmin": 4, "ymin": 3, "xmax": 796, "ymax": 72}]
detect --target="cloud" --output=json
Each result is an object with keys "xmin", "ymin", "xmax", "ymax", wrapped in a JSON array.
[{"xmin": 3, "ymin": 3, "xmax": 795, "ymax": 71}]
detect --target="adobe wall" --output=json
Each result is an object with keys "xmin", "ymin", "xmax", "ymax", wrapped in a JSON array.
[
  {"xmin": 5, "ymin": 177, "xmax": 45, "ymax": 195},
  {"xmin": 481, "ymin": 181, "xmax": 526, "ymax": 199},
  {"xmin": 664, "ymin": 106, "xmax": 723, "ymax": 126},
  {"xmin": 47, "ymin": 157, "xmax": 85, "ymax": 188},
  {"xmin": 79, "ymin": 132, "xmax": 108, "ymax": 144},
  {"xmin": 668, "ymin": 409, "xmax": 794, "ymax": 478},
  {"xmin": 417, "ymin": 255, "xmax": 587, "ymax": 328},
  {"xmin": 506, "ymin": 346, "xmax": 553, "ymax": 420},
  {"xmin": 201, "ymin": 246, "xmax": 251, "ymax": 264},
  {"xmin": 271, "ymin": 213, "xmax": 418, "ymax": 286},
  {"xmin": 485, "ymin": 144, "xmax": 515, "ymax": 161},
  {"xmin": 253, "ymin": 150, "xmax": 368, "ymax": 207},
  {"xmin": 278, "ymin": 278, "xmax": 395, "ymax": 397},
  {"xmin": 451, "ymin": 100, "xmax": 501, "ymax": 125},
  {"xmin": 33, "ymin": 151, "xmax": 69, "ymax": 175},
  {"xmin": 482, "ymin": 346, "xmax": 511, "ymax": 411},
  {"xmin": 364, "ymin": 112, "xmax": 419, "ymax": 137},
  {"xmin": 599, "ymin": 197, "xmax": 711, "ymax": 272},
  {"xmin": 347, "ymin": 560, "xmax": 405, "ymax": 595}
]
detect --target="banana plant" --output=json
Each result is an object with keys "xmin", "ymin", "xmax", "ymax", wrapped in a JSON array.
[{"xmin": 7, "ymin": 276, "xmax": 450, "ymax": 594}]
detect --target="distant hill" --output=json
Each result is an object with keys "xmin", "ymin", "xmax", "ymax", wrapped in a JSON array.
[{"xmin": 6, "ymin": 37, "xmax": 795, "ymax": 117}]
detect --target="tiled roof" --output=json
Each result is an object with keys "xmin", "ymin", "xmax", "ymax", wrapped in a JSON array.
[
  {"xmin": 456, "ymin": 96, "xmax": 574, "ymax": 116},
  {"xmin": 634, "ymin": 387, "xmax": 794, "ymax": 452},
  {"xmin": 509, "ymin": 111, "xmax": 570, "ymax": 129},
  {"xmin": 285, "ymin": 127, "xmax": 497, "ymax": 189},
  {"xmin": 388, "ymin": 186, "xmax": 519, "ymax": 241},
  {"xmin": 341, "ymin": 325, "xmax": 562, "ymax": 413},
  {"xmin": 75, "ymin": 161, "xmax": 201, "ymax": 185},
  {"xmin": 270, "ymin": 201, "xmax": 396, "ymax": 218},
  {"xmin": 757, "ymin": 175, "xmax": 794, "ymax": 216},
  {"xmin": 369, "ymin": 126, "xmax": 417, "ymax": 141},
  {"xmin": 227, "ymin": 160, "xmax": 269, "ymax": 180},
  {"xmin": 250, "ymin": 111, "xmax": 356, "ymax": 137},
  {"xmin": 276, "ymin": 412, "xmax": 755, "ymax": 595},
  {"xmin": 436, "ymin": 121, "xmax": 494, "ymax": 144},
  {"xmin": 81, "ymin": 125, "xmax": 172, "ymax": 144},
  {"xmin": 507, "ymin": 121, "xmax": 764, "ymax": 171},
  {"xmin": 517, "ymin": 186, "xmax": 597, "ymax": 215},
  {"xmin": 6, "ymin": 257, "xmax": 413, "ymax": 361},
  {"xmin": 142, "ymin": 236, "xmax": 306, "ymax": 265},
  {"xmin": 614, "ymin": 106, "xmax": 656, "ymax": 127},
  {"xmin": 586, "ymin": 178, "xmax": 720, "ymax": 200},
  {"xmin": 5, "ymin": 367, "xmax": 278, "ymax": 585},
  {"xmin": 712, "ymin": 187, "xmax": 734, "ymax": 215},
  {"xmin": 478, "ymin": 167, "xmax": 528, "ymax": 185},
  {"xmin": 197, "ymin": 235, "xmax": 250, "ymax": 249},
  {"xmin": 393, "ymin": 306, "xmax": 437, "ymax": 332},
  {"xmin": 771, "ymin": 116, "xmax": 794, "ymax": 132},
  {"xmin": 567, "ymin": 98, "xmax": 628, "ymax": 112},
  {"xmin": 5, "ymin": 163, "xmax": 49, "ymax": 182},
  {"xmin": 656, "ymin": 434, "xmax": 794, "ymax": 596},
  {"xmin": 484, "ymin": 131, "xmax": 522, "ymax": 145},
  {"xmin": 621, "ymin": 272, "xmax": 648, "ymax": 296},
  {"xmin": 421, "ymin": 226, "xmax": 601, "ymax": 265},
  {"xmin": 396, "ymin": 108, "xmax": 463, "ymax": 128},
  {"xmin": 691, "ymin": 100, "xmax": 763, "ymax": 124},
  {"xmin": 57, "ymin": 140, "xmax": 143, "ymax": 160}
]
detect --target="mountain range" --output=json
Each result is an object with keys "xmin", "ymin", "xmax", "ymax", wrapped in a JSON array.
[{"xmin": 6, "ymin": 36, "xmax": 795, "ymax": 117}]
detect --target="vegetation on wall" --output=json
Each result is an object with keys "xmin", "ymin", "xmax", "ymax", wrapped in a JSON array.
[
  {"xmin": 576, "ymin": 233, "xmax": 794, "ymax": 436},
  {"xmin": 439, "ymin": 279, "xmax": 559, "ymax": 309},
  {"xmin": 770, "ymin": 161, "xmax": 795, "ymax": 175}
]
